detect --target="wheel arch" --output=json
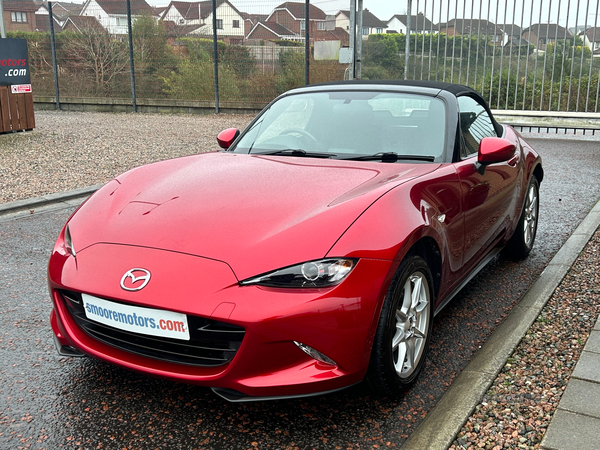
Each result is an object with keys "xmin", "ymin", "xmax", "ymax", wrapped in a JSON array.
[{"xmin": 403, "ymin": 236, "xmax": 442, "ymax": 301}]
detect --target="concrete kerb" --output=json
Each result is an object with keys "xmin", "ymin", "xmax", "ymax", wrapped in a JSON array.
[
  {"xmin": 0, "ymin": 184, "xmax": 103, "ymax": 218},
  {"xmin": 403, "ymin": 198, "xmax": 600, "ymax": 450}
]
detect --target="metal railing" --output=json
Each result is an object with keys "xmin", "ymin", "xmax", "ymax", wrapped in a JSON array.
[{"xmin": 6, "ymin": 0, "xmax": 599, "ymax": 114}]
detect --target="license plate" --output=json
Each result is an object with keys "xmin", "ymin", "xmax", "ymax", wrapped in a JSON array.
[{"xmin": 82, "ymin": 294, "xmax": 190, "ymax": 341}]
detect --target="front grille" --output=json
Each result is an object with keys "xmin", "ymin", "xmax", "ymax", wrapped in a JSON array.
[{"xmin": 60, "ymin": 290, "xmax": 245, "ymax": 367}]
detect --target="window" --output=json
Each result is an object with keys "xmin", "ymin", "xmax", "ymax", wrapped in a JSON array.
[
  {"xmin": 362, "ymin": 27, "xmax": 368, "ymax": 35},
  {"xmin": 11, "ymin": 12, "xmax": 27, "ymax": 23},
  {"xmin": 457, "ymin": 96, "xmax": 498, "ymax": 158},
  {"xmin": 233, "ymin": 20, "xmax": 239, "ymax": 28},
  {"xmin": 376, "ymin": 28, "xmax": 383, "ymax": 34},
  {"xmin": 216, "ymin": 19, "xmax": 223, "ymax": 29},
  {"xmin": 116, "ymin": 17, "xmax": 128, "ymax": 27},
  {"xmin": 300, "ymin": 20, "xmax": 305, "ymax": 31},
  {"xmin": 317, "ymin": 21, "xmax": 326, "ymax": 30}
]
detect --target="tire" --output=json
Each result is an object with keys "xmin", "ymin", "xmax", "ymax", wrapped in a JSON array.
[
  {"xmin": 505, "ymin": 177, "xmax": 539, "ymax": 260},
  {"xmin": 367, "ymin": 255, "xmax": 434, "ymax": 395}
]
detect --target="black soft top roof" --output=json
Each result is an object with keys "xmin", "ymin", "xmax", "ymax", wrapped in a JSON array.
[{"xmin": 312, "ymin": 79, "xmax": 481, "ymax": 98}]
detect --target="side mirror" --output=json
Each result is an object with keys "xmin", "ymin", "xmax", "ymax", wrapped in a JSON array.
[
  {"xmin": 217, "ymin": 128, "xmax": 240, "ymax": 149},
  {"xmin": 475, "ymin": 137, "xmax": 516, "ymax": 174}
]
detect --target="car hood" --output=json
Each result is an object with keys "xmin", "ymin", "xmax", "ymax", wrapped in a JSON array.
[{"xmin": 70, "ymin": 152, "xmax": 439, "ymax": 280}]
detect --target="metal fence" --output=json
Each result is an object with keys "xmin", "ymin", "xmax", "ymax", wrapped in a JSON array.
[{"xmin": 8, "ymin": 0, "xmax": 600, "ymax": 113}]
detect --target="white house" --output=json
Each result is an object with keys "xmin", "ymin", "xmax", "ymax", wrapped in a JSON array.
[
  {"xmin": 387, "ymin": 13, "xmax": 436, "ymax": 34},
  {"xmin": 36, "ymin": 1, "xmax": 83, "ymax": 27},
  {"xmin": 161, "ymin": 0, "xmax": 245, "ymax": 40},
  {"xmin": 580, "ymin": 27, "xmax": 600, "ymax": 56},
  {"xmin": 79, "ymin": 0, "xmax": 156, "ymax": 35},
  {"xmin": 335, "ymin": 9, "xmax": 386, "ymax": 38}
]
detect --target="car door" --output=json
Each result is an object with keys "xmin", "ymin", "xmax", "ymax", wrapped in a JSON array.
[{"xmin": 453, "ymin": 95, "xmax": 520, "ymax": 272}]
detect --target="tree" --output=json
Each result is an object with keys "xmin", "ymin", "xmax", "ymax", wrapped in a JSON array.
[{"xmin": 61, "ymin": 29, "xmax": 129, "ymax": 95}]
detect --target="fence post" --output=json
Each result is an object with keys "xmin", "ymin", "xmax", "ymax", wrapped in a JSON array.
[
  {"xmin": 212, "ymin": 0, "xmax": 219, "ymax": 114},
  {"xmin": 356, "ymin": 0, "xmax": 363, "ymax": 79},
  {"xmin": 0, "ymin": 0, "xmax": 6, "ymax": 38},
  {"xmin": 48, "ymin": 2, "xmax": 60, "ymax": 110},
  {"xmin": 126, "ymin": 0, "xmax": 137, "ymax": 113},
  {"xmin": 304, "ymin": 0, "xmax": 309, "ymax": 85},
  {"xmin": 404, "ymin": 0, "xmax": 412, "ymax": 80},
  {"xmin": 349, "ymin": 0, "xmax": 355, "ymax": 80}
]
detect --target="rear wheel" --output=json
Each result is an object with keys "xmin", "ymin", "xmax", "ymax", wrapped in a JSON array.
[
  {"xmin": 368, "ymin": 255, "xmax": 434, "ymax": 395},
  {"xmin": 505, "ymin": 177, "xmax": 539, "ymax": 260}
]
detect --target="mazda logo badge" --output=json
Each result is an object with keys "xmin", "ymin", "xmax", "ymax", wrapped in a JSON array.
[{"xmin": 120, "ymin": 268, "xmax": 151, "ymax": 291}]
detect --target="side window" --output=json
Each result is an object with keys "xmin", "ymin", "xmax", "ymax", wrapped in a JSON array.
[{"xmin": 457, "ymin": 96, "xmax": 498, "ymax": 158}]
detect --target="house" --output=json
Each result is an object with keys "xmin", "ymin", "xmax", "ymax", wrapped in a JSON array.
[
  {"xmin": 499, "ymin": 23, "xmax": 522, "ymax": 44},
  {"xmin": 35, "ymin": 1, "xmax": 83, "ymax": 27},
  {"xmin": 336, "ymin": 9, "xmax": 387, "ymax": 37},
  {"xmin": 62, "ymin": 15, "xmax": 105, "ymax": 33},
  {"xmin": 79, "ymin": 0, "xmax": 156, "ymax": 35},
  {"xmin": 240, "ymin": 12, "xmax": 268, "ymax": 36},
  {"xmin": 34, "ymin": 14, "xmax": 62, "ymax": 32},
  {"xmin": 160, "ymin": 0, "xmax": 245, "ymax": 42},
  {"xmin": 266, "ymin": 1, "xmax": 328, "ymax": 36},
  {"xmin": 521, "ymin": 23, "xmax": 572, "ymax": 51},
  {"xmin": 438, "ymin": 19, "xmax": 505, "ymax": 45},
  {"xmin": 3, "ymin": 0, "xmax": 39, "ymax": 33},
  {"xmin": 387, "ymin": 13, "xmax": 436, "ymax": 34},
  {"xmin": 245, "ymin": 21, "xmax": 299, "ymax": 42},
  {"xmin": 580, "ymin": 27, "xmax": 600, "ymax": 56}
]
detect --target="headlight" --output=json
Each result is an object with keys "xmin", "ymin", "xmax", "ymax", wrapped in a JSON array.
[
  {"xmin": 64, "ymin": 224, "xmax": 76, "ymax": 257},
  {"xmin": 240, "ymin": 258, "xmax": 357, "ymax": 288}
]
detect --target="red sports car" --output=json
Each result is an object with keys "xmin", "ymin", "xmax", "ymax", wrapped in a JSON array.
[{"xmin": 48, "ymin": 81, "xmax": 542, "ymax": 401}]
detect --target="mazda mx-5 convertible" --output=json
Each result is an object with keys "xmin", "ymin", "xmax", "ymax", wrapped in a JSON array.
[{"xmin": 48, "ymin": 81, "xmax": 542, "ymax": 402}]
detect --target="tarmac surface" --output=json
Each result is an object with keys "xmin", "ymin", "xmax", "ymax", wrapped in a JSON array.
[{"xmin": 0, "ymin": 131, "xmax": 599, "ymax": 449}]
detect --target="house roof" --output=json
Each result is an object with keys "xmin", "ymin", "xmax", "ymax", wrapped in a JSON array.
[
  {"xmin": 91, "ymin": 0, "xmax": 154, "ymax": 16},
  {"xmin": 247, "ymin": 20, "xmax": 298, "ymax": 39},
  {"xmin": 499, "ymin": 24, "xmax": 522, "ymax": 36},
  {"xmin": 440, "ymin": 19, "xmax": 504, "ymax": 35},
  {"xmin": 38, "ymin": 1, "xmax": 83, "ymax": 19},
  {"xmin": 338, "ymin": 8, "xmax": 386, "ymax": 29},
  {"xmin": 63, "ymin": 15, "xmax": 105, "ymax": 32},
  {"xmin": 165, "ymin": 1, "xmax": 200, "ymax": 20},
  {"xmin": 581, "ymin": 27, "xmax": 600, "ymax": 42},
  {"xmin": 388, "ymin": 13, "xmax": 435, "ymax": 31},
  {"xmin": 34, "ymin": 13, "xmax": 62, "ymax": 31},
  {"xmin": 271, "ymin": 2, "xmax": 327, "ymax": 21},
  {"xmin": 162, "ymin": 20, "xmax": 204, "ymax": 36},
  {"xmin": 522, "ymin": 23, "xmax": 573, "ymax": 38},
  {"xmin": 4, "ymin": 0, "xmax": 38, "ymax": 12},
  {"xmin": 241, "ymin": 12, "xmax": 268, "ymax": 25},
  {"xmin": 312, "ymin": 27, "xmax": 349, "ymax": 45}
]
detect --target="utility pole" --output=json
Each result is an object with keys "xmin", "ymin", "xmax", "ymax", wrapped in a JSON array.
[
  {"xmin": 404, "ymin": 0, "xmax": 412, "ymax": 80},
  {"xmin": 0, "ymin": 0, "xmax": 6, "ymax": 38},
  {"xmin": 349, "ymin": 0, "xmax": 356, "ymax": 80},
  {"xmin": 356, "ymin": 0, "xmax": 363, "ymax": 79}
]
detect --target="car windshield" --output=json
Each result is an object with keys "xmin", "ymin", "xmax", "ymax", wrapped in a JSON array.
[{"xmin": 231, "ymin": 90, "xmax": 446, "ymax": 161}]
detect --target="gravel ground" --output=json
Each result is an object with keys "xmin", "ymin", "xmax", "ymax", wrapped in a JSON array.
[
  {"xmin": 0, "ymin": 111, "xmax": 254, "ymax": 204},
  {"xmin": 450, "ymin": 229, "xmax": 600, "ymax": 450}
]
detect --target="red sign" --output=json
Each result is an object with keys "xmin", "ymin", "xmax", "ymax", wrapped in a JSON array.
[{"xmin": 11, "ymin": 84, "xmax": 32, "ymax": 94}]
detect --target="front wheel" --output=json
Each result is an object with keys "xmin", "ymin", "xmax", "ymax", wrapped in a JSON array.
[
  {"xmin": 505, "ymin": 177, "xmax": 539, "ymax": 260},
  {"xmin": 368, "ymin": 255, "xmax": 434, "ymax": 395}
]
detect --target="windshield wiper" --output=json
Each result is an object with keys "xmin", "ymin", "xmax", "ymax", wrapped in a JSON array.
[
  {"xmin": 255, "ymin": 149, "xmax": 336, "ymax": 159},
  {"xmin": 341, "ymin": 152, "xmax": 435, "ymax": 163}
]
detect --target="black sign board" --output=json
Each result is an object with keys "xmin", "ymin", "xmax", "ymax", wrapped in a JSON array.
[{"xmin": 0, "ymin": 39, "xmax": 31, "ymax": 86}]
